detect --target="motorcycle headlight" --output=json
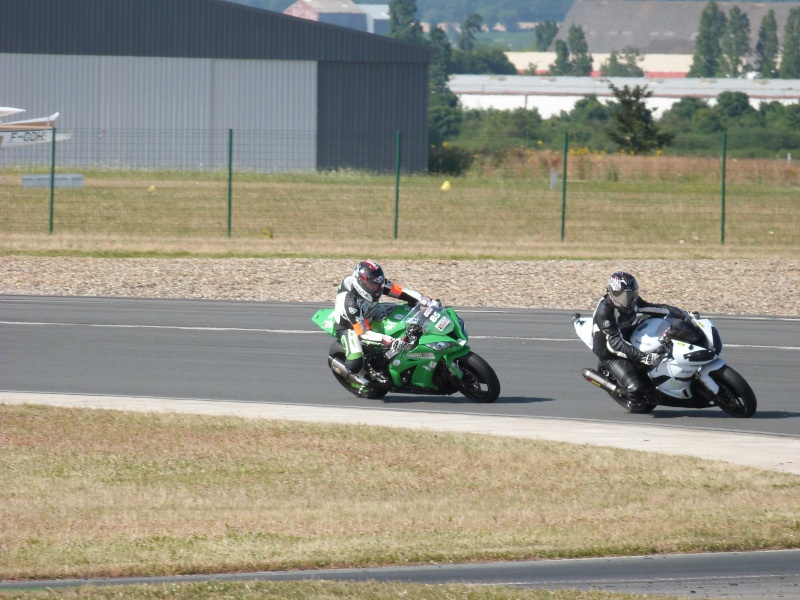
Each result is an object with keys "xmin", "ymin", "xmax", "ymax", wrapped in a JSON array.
[{"xmin": 426, "ymin": 341, "xmax": 460, "ymax": 351}]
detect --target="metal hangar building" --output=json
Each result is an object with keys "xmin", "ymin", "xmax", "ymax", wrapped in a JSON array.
[{"xmin": 0, "ymin": 0, "xmax": 432, "ymax": 171}]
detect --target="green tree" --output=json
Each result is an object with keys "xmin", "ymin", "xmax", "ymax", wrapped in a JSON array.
[
  {"xmin": 427, "ymin": 25, "xmax": 452, "ymax": 90},
  {"xmin": 547, "ymin": 26, "xmax": 592, "ymax": 76},
  {"xmin": 450, "ymin": 46, "xmax": 517, "ymax": 75},
  {"xmin": 720, "ymin": 5, "xmax": 751, "ymax": 77},
  {"xmin": 663, "ymin": 97, "xmax": 710, "ymax": 122},
  {"xmin": 600, "ymin": 47, "xmax": 645, "ymax": 77},
  {"xmin": 607, "ymin": 83, "xmax": 673, "ymax": 153},
  {"xmin": 457, "ymin": 13, "xmax": 483, "ymax": 51},
  {"xmin": 428, "ymin": 86, "xmax": 462, "ymax": 146},
  {"xmin": 715, "ymin": 91, "xmax": 754, "ymax": 121},
  {"xmin": 779, "ymin": 7, "xmax": 800, "ymax": 78},
  {"xmin": 480, "ymin": 108, "xmax": 543, "ymax": 144},
  {"xmin": 658, "ymin": 97, "xmax": 710, "ymax": 135},
  {"xmin": 568, "ymin": 25, "xmax": 593, "ymax": 76},
  {"xmin": 692, "ymin": 108, "xmax": 724, "ymax": 133},
  {"xmin": 569, "ymin": 95, "xmax": 612, "ymax": 124},
  {"xmin": 755, "ymin": 9, "xmax": 780, "ymax": 78},
  {"xmin": 532, "ymin": 20, "xmax": 558, "ymax": 51},
  {"xmin": 549, "ymin": 39, "xmax": 573, "ymax": 75},
  {"xmin": 688, "ymin": 0, "xmax": 726, "ymax": 77},
  {"xmin": 713, "ymin": 91, "xmax": 763, "ymax": 129},
  {"xmin": 389, "ymin": 0, "xmax": 425, "ymax": 44},
  {"xmin": 543, "ymin": 95, "xmax": 614, "ymax": 149}
]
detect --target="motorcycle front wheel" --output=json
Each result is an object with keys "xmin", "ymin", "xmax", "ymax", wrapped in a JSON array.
[
  {"xmin": 711, "ymin": 365, "xmax": 757, "ymax": 418},
  {"xmin": 455, "ymin": 352, "xmax": 501, "ymax": 403},
  {"xmin": 328, "ymin": 341, "xmax": 388, "ymax": 400}
]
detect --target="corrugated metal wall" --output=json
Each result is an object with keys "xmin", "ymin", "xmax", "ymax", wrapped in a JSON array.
[
  {"xmin": 2, "ymin": 54, "xmax": 317, "ymax": 170},
  {"xmin": 318, "ymin": 62, "xmax": 429, "ymax": 172},
  {"xmin": 1, "ymin": 0, "xmax": 432, "ymax": 172}
]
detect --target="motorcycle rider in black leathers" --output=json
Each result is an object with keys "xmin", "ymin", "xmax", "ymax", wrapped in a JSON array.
[
  {"xmin": 333, "ymin": 260, "xmax": 433, "ymax": 386},
  {"xmin": 592, "ymin": 271, "xmax": 677, "ymax": 406}
]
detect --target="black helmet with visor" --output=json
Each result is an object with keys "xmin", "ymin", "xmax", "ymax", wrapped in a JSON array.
[
  {"xmin": 607, "ymin": 271, "xmax": 639, "ymax": 311},
  {"xmin": 353, "ymin": 260, "xmax": 385, "ymax": 302}
]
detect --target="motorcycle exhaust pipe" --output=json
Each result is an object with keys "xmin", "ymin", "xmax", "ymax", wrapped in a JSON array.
[
  {"xmin": 329, "ymin": 356, "xmax": 348, "ymax": 377},
  {"xmin": 329, "ymin": 356, "xmax": 363, "ymax": 383},
  {"xmin": 582, "ymin": 368, "xmax": 621, "ymax": 396}
]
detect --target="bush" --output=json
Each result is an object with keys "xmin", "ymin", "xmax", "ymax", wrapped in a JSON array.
[{"xmin": 428, "ymin": 143, "xmax": 474, "ymax": 175}]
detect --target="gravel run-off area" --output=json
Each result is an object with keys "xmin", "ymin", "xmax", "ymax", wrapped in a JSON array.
[{"xmin": 1, "ymin": 256, "xmax": 798, "ymax": 317}]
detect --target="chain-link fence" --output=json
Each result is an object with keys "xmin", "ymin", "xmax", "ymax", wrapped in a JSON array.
[{"xmin": 2, "ymin": 128, "xmax": 798, "ymax": 248}]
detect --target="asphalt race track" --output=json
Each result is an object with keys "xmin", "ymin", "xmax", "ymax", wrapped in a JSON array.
[
  {"xmin": 2, "ymin": 295, "xmax": 800, "ymax": 598},
  {"xmin": 2, "ymin": 295, "xmax": 799, "ymax": 435}
]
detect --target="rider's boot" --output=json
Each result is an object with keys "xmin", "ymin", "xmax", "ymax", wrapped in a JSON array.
[
  {"xmin": 350, "ymin": 368, "xmax": 371, "ymax": 387},
  {"xmin": 626, "ymin": 383, "xmax": 652, "ymax": 409}
]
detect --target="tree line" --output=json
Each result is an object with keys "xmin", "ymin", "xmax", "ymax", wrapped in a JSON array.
[
  {"xmin": 229, "ymin": 0, "xmax": 800, "ymax": 34},
  {"xmin": 428, "ymin": 87, "xmax": 800, "ymax": 174},
  {"xmin": 225, "ymin": 0, "xmax": 575, "ymax": 25},
  {"xmin": 689, "ymin": 0, "xmax": 800, "ymax": 77}
]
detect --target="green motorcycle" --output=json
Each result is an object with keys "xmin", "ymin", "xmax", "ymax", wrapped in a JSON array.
[{"xmin": 312, "ymin": 301, "xmax": 501, "ymax": 402}]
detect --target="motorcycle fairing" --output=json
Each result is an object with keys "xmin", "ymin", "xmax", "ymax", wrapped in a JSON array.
[
  {"xmin": 311, "ymin": 308, "xmax": 336, "ymax": 336},
  {"xmin": 694, "ymin": 318, "xmax": 723, "ymax": 354},
  {"xmin": 573, "ymin": 314, "xmax": 593, "ymax": 348},
  {"xmin": 383, "ymin": 303, "xmax": 470, "ymax": 389},
  {"xmin": 696, "ymin": 358, "xmax": 726, "ymax": 395}
]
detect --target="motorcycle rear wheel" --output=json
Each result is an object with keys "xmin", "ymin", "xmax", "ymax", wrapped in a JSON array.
[
  {"xmin": 711, "ymin": 365, "xmax": 757, "ymax": 418},
  {"xmin": 455, "ymin": 352, "xmax": 500, "ymax": 403},
  {"xmin": 612, "ymin": 396, "xmax": 657, "ymax": 414},
  {"xmin": 328, "ymin": 342, "xmax": 388, "ymax": 400}
]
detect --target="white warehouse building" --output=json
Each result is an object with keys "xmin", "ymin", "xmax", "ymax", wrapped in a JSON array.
[{"xmin": 448, "ymin": 75, "xmax": 800, "ymax": 119}]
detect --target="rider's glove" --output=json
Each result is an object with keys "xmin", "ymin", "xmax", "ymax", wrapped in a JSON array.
[
  {"xmin": 418, "ymin": 296, "xmax": 432, "ymax": 307},
  {"xmin": 690, "ymin": 311, "xmax": 700, "ymax": 319},
  {"xmin": 641, "ymin": 353, "xmax": 663, "ymax": 367}
]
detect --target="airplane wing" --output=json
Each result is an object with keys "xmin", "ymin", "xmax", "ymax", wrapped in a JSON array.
[{"xmin": 0, "ymin": 110, "xmax": 70, "ymax": 149}]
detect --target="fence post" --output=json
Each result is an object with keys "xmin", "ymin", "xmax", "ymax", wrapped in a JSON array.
[
  {"xmin": 393, "ymin": 130, "xmax": 401, "ymax": 240},
  {"xmin": 560, "ymin": 131, "xmax": 568, "ymax": 241},
  {"xmin": 49, "ymin": 127, "xmax": 56, "ymax": 234},
  {"xmin": 227, "ymin": 129, "xmax": 233, "ymax": 238},
  {"xmin": 720, "ymin": 131, "xmax": 727, "ymax": 244}
]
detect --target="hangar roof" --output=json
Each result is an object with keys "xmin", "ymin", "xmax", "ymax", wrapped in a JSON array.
[
  {"xmin": 557, "ymin": 0, "xmax": 798, "ymax": 55},
  {"xmin": 448, "ymin": 75, "xmax": 800, "ymax": 102},
  {"xmin": 0, "ymin": 0, "xmax": 431, "ymax": 64}
]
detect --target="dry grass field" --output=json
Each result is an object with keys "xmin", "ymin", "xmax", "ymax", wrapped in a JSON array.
[
  {"xmin": 2, "ymin": 151, "xmax": 798, "ymax": 258},
  {"xmin": 2, "ymin": 405, "xmax": 799, "ymax": 586}
]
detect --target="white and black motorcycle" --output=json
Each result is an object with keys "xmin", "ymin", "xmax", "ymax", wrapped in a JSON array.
[{"xmin": 572, "ymin": 308, "xmax": 757, "ymax": 417}]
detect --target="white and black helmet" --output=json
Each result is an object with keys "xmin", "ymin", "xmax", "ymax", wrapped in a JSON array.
[
  {"xmin": 352, "ymin": 260, "xmax": 385, "ymax": 302},
  {"xmin": 607, "ymin": 271, "xmax": 639, "ymax": 311}
]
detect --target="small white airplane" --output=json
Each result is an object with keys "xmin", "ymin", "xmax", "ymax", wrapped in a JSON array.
[{"xmin": 0, "ymin": 107, "xmax": 71, "ymax": 149}]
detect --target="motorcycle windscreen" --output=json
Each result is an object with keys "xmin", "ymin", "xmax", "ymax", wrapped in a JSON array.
[{"xmin": 630, "ymin": 318, "xmax": 670, "ymax": 353}]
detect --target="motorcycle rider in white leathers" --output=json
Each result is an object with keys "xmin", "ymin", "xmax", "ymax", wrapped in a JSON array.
[{"xmin": 333, "ymin": 260, "xmax": 433, "ymax": 386}]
